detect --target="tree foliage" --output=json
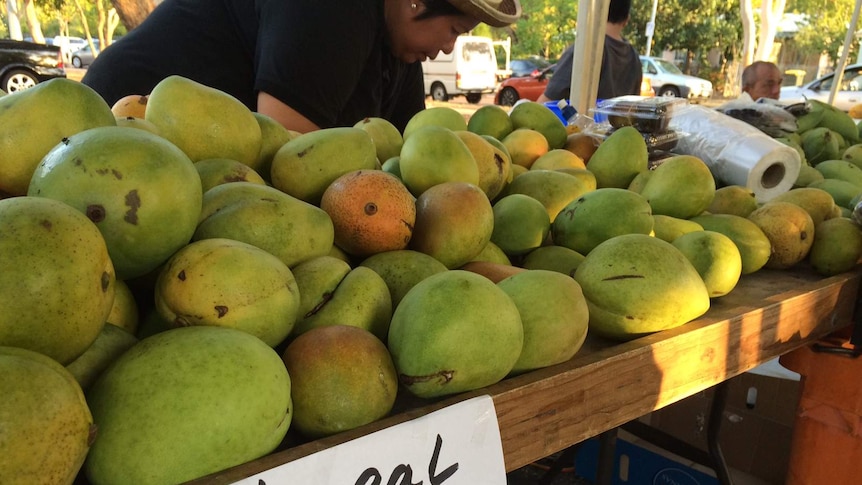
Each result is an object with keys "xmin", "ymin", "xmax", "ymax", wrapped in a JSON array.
[{"xmin": 786, "ymin": 0, "xmax": 858, "ymax": 66}]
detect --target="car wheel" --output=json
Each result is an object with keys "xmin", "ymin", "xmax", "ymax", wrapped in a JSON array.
[
  {"xmin": 430, "ymin": 83, "xmax": 448, "ymax": 102},
  {"xmin": 498, "ymin": 87, "xmax": 519, "ymax": 106},
  {"xmin": 466, "ymin": 92, "xmax": 483, "ymax": 104},
  {"xmin": 659, "ymin": 86, "xmax": 680, "ymax": 97},
  {"xmin": 2, "ymin": 69, "xmax": 38, "ymax": 93},
  {"xmin": 72, "ymin": 57, "xmax": 83, "ymax": 68}
]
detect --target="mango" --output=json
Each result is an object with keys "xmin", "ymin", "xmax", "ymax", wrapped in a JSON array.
[
  {"xmin": 502, "ymin": 128, "xmax": 550, "ymax": 169},
  {"xmin": 271, "ymin": 127, "xmax": 378, "ymax": 205},
  {"xmin": 456, "ymin": 130, "xmax": 510, "ymax": 199},
  {"xmin": 498, "ymin": 270, "xmax": 589, "ymax": 374},
  {"xmin": 106, "ymin": 279, "xmax": 139, "ymax": 334},
  {"xmin": 672, "ymin": 230, "xmax": 742, "ymax": 298},
  {"xmin": 194, "ymin": 157, "xmax": 266, "ymax": 193},
  {"xmin": 399, "ymin": 125, "xmax": 480, "ymax": 196},
  {"xmin": 814, "ymin": 159, "xmax": 862, "ymax": 187},
  {"xmin": 636, "ymin": 155, "xmax": 716, "ymax": 219},
  {"xmin": 841, "ymin": 143, "xmax": 862, "ymax": 170},
  {"xmin": 795, "ymin": 163, "xmax": 825, "ymax": 187},
  {"xmin": 491, "ymin": 194, "xmax": 550, "ymax": 257},
  {"xmin": 402, "ymin": 106, "xmax": 468, "ymax": 140},
  {"xmin": 0, "ymin": 78, "xmax": 116, "ymax": 195},
  {"xmin": 707, "ymin": 185, "xmax": 758, "ymax": 217},
  {"xmin": 586, "ymin": 126, "xmax": 648, "ymax": 189},
  {"xmin": 508, "ymin": 100, "xmax": 568, "ymax": 149},
  {"xmin": 194, "ymin": 182, "xmax": 334, "ymax": 268},
  {"xmin": 467, "ymin": 104, "xmax": 514, "ymax": 141},
  {"xmin": 811, "ymin": 99, "xmax": 860, "ymax": 144},
  {"xmin": 807, "ymin": 178, "xmax": 862, "ymax": 210},
  {"xmin": 521, "ymin": 245, "xmax": 586, "ymax": 277},
  {"xmin": 563, "ymin": 132, "xmax": 600, "ymax": 163},
  {"xmin": 155, "ymin": 238, "xmax": 301, "ymax": 347},
  {"xmin": 501, "ymin": 169, "xmax": 590, "ymax": 222},
  {"xmin": 410, "ymin": 182, "xmax": 494, "ymax": 268},
  {"xmin": 283, "ymin": 325, "xmax": 397, "ymax": 439},
  {"xmin": 84, "ymin": 326, "xmax": 292, "ymax": 485},
  {"xmin": 354, "ymin": 116, "xmax": 403, "ymax": 163},
  {"xmin": 573, "ymin": 234, "xmax": 710, "ymax": 340},
  {"xmin": 801, "ymin": 127, "xmax": 841, "ymax": 165},
  {"xmin": 652, "ymin": 214, "xmax": 704, "ymax": 243},
  {"xmin": 0, "ymin": 346, "xmax": 95, "ymax": 485},
  {"xmin": 556, "ymin": 167, "xmax": 598, "ymax": 191},
  {"xmin": 531, "ymin": 148, "xmax": 586, "ymax": 171},
  {"xmin": 146, "ymin": 75, "xmax": 262, "ymax": 167},
  {"xmin": 771, "ymin": 187, "xmax": 837, "ymax": 226},
  {"xmin": 690, "ymin": 213, "xmax": 772, "ymax": 275},
  {"xmin": 470, "ymin": 240, "xmax": 513, "ymax": 265},
  {"xmin": 808, "ymin": 217, "xmax": 862, "ymax": 276},
  {"xmin": 29, "ymin": 126, "xmax": 202, "ymax": 280},
  {"xmin": 253, "ymin": 111, "xmax": 295, "ymax": 182},
  {"xmin": 748, "ymin": 202, "xmax": 815, "ymax": 270},
  {"xmin": 0, "ymin": 197, "xmax": 115, "ymax": 364},
  {"xmin": 115, "ymin": 116, "xmax": 161, "ymax": 135},
  {"xmin": 460, "ymin": 260, "xmax": 526, "ymax": 283},
  {"xmin": 65, "ymin": 324, "xmax": 138, "ymax": 390},
  {"xmin": 359, "ymin": 249, "xmax": 449, "ymax": 307},
  {"xmin": 291, "ymin": 259, "xmax": 392, "ymax": 341},
  {"xmin": 552, "ymin": 188, "xmax": 654, "ymax": 255},
  {"xmin": 387, "ymin": 271, "xmax": 523, "ymax": 399}
]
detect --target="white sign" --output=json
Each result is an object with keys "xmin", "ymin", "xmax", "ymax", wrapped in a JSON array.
[
  {"xmin": 645, "ymin": 21, "xmax": 655, "ymax": 37},
  {"xmin": 233, "ymin": 395, "xmax": 506, "ymax": 485}
]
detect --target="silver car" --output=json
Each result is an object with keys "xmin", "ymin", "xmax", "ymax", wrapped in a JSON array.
[
  {"xmin": 640, "ymin": 56, "xmax": 713, "ymax": 100},
  {"xmin": 71, "ymin": 41, "xmax": 99, "ymax": 68},
  {"xmin": 780, "ymin": 64, "xmax": 862, "ymax": 112}
]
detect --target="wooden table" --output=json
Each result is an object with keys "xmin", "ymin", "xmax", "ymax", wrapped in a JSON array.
[{"xmin": 193, "ymin": 265, "xmax": 861, "ymax": 483}]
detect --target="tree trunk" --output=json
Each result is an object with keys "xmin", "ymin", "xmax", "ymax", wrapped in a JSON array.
[
  {"xmin": 23, "ymin": 0, "xmax": 45, "ymax": 43},
  {"xmin": 739, "ymin": 0, "xmax": 756, "ymax": 90},
  {"xmin": 110, "ymin": 0, "xmax": 159, "ymax": 31},
  {"xmin": 754, "ymin": 0, "xmax": 787, "ymax": 62},
  {"xmin": 6, "ymin": 0, "xmax": 23, "ymax": 40}
]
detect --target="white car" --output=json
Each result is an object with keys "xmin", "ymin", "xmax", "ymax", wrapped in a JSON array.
[
  {"xmin": 640, "ymin": 56, "xmax": 713, "ymax": 100},
  {"xmin": 779, "ymin": 64, "xmax": 862, "ymax": 112}
]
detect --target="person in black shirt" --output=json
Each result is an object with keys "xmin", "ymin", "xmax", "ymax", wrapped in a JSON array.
[
  {"xmin": 537, "ymin": 0, "xmax": 642, "ymax": 104},
  {"xmin": 82, "ymin": 0, "xmax": 521, "ymax": 133}
]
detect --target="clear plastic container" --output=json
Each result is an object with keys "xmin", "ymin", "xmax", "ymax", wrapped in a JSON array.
[{"xmin": 592, "ymin": 96, "xmax": 690, "ymax": 133}]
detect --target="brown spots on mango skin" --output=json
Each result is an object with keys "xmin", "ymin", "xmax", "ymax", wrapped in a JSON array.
[
  {"xmin": 101, "ymin": 272, "xmax": 111, "ymax": 291},
  {"xmin": 215, "ymin": 305, "xmax": 228, "ymax": 318},
  {"xmin": 39, "ymin": 219, "xmax": 52, "ymax": 230},
  {"xmin": 177, "ymin": 270, "xmax": 186, "ymax": 281},
  {"xmin": 124, "ymin": 190, "xmax": 140, "ymax": 224},
  {"xmin": 399, "ymin": 370, "xmax": 454, "ymax": 386},
  {"xmin": 86, "ymin": 205, "xmax": 106, "ymax": 223}
]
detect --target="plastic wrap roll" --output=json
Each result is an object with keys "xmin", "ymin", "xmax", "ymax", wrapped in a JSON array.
[{"xmin": 669, "ymin": 104, "xmax": 801, "ymax": 202}]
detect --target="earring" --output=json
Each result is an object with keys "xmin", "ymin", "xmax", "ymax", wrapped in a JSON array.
[{"xmin": 411, "ymin": 2, "xmax": 417, "ymax": 8}]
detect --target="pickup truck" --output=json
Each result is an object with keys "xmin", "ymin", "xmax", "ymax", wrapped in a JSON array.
[{"xmin": 0, "ymin": 39, "xmax": 66, "ymax": 94}]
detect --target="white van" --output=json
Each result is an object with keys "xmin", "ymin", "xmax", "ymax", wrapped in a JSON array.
[{"xmin": 421, "ymin": 35, "xmax": 498, "ymax": 104}]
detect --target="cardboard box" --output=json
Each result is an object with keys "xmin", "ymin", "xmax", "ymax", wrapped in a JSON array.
[{"xmin": 648, "ymin": 372, "xmax": 802, "ymax": 484}]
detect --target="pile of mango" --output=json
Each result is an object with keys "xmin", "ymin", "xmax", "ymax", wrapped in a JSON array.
[{"xmin": 1, "ymin": 76, "xmax": 861, "ymax": 485}]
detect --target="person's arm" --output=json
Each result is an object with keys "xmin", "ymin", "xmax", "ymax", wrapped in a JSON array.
[{"xmin": 257, "ymin": 91, "xmax": 320, "ymax": 133}]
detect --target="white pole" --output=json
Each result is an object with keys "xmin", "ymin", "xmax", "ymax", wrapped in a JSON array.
[
  {"xmin": 645, "ymin": 0, "xmax": 659, "ymax": 57},
  {"xmin": 570, "ymin": 0, "xmax": 610, "ymax": 115},
  {"xmin": 829, "ymin": 0, "xmax": 862, "ymax": 105}
]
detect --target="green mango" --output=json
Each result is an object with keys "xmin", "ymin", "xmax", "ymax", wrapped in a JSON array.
[
  {"xmin": 771, "ymin": 187, "xmax": 837, "ymax": 226},
  {"xmin": 402, "ymin": 106, "xmax": 468, "ymax": 140},
  {"xmin": 155, "ymin": 238, "xmax": 301, "ymax": 347},
  {"xmin": 501, "ymin": 169, "xmax": 591, "ymax": 222},
  {"xmin": 146, "ymin": 75, "xmax": 262, "ymax": 167},
  {"xmin": 84, "ymin": 326, "xmax": 292, "ymax": 485},
  {"xmin": 399, "ymin": 126, "xmax": 480, "ymax": 196},
  {"xmin": 29, "ymin": 126, "xmax": 202, "ymax": 280},
  {"xmin": 801, "ymin": 127, "xmax": 841, "ymax": 165},
  {"xmin": 456, "ymin": 130, "xmax": 510, "ymax": 200},
  {"xmin": 499, "ymin": 270, "xmax": 589, "ymax": 374},
  {"xmin": 354, "ymin": 116, "xmax": 403, "ymax": 164},
  {"xmin": 574, "ymin": 234, "xmax": 710, "ymax": 341},
  {"xmin": 794, "ymin": 164, "xmax": 825, "ymax": 188},
  {"xmin": 508, "ymin": 100, "xmax": 568, "ymax": 149},
  {"xmin": 469, "ymin": 240, "xmax": 512, "ymax": 266},
  {"xmin": 811, "ymin": 99, "xmax": 860, "ymax": 144},
  {"xmin": 672, "ymin": 230, "xmax": 742, "ymax": 298},
  {"xmin": 65, "ymin": 324, "xmax": 138, "ymax": 391},
  {"xmin": 638, "ymin": 155, "xmax": 716, "ymax": 219},
  {"xmin": 194, "ymin": 182, "xmax": 334, "ymax": 268},
  {"xmin": 586, "ymin": 126, "xmax": 648, "ymax": 188},
  {"xmin": 271, "ymin": 127, "xmax": 377, "ymax": 205},
  {"xmin": 253, "ymin": 111, "xmax": 295, "ymax": 181},
  {"xmin": 0, "ymin": 78, "xmax": 116, "ymax": 195},
  {"xmin": 841, "ymin": 143, "xmax": 862, "ymax": 170},
  {"xmin": 387, "ymin": 270, "xmax": 523, "ymax": 399},
  {"xmin": 491, "ymin": 194, "xmax": 551, "ymax": 257},
  {"xmin": 651, "ymin": 214, "xmax": 704, "ymax": 243},
  {"xmin": 707, "ymin": 185, "xmax": 758, "ymax": 217},
  {"xmin": 194, "ymin": 158, "xmax": 266, "ymax": 194},
  {"xmin": 814, "ymin": 159, "xmax": 862, "ymax": 187},
  {"xmin": 690, "ymin": 213, "xmax": 772, "ymax": 275},
  {"xmin": 1, "ymin": 346, "xmax": 94, "ymax": 485},
  {"xmin": 552, "ymin": 188, "xmax": 654, "ymax": 255},
  {"xmin": 359, "ymin": 250, "xmax": 449, "ymax": 307},
  {"xmin": 808, "ymin": 217, "xmax": 862, "ymax": 276},
  {"xmin": 467, "ymin": 104, "xmax": 514, "ymax": 141},
  {"xmin": 0, "ymin": 197, "xmax": 115, "ymax": 365},
  {"xmin": 808, "ymin": 178, "xmax": 862, "ymax": 209},
  {"xmin": 521, "ymin": 245, "xmax": 586, "ymax": 276}
]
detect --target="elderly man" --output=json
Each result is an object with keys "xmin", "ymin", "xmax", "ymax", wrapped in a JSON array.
[{"xmin": 741, "ymin": 61, "xmax": 784, "ymax": 101}]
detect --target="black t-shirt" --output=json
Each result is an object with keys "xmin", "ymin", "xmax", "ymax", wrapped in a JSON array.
[
  {"xmin": 82, "ymin": 0, "xmax": 425, "ymax": 131},
  {"xmin": 543, "ymin": 36, "xmax": 643, "ymax": 102}
]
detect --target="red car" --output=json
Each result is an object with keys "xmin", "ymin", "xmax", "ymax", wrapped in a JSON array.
[{"xmin": 494, "ymin": 65, "xmax": 654, "ymax": 106}]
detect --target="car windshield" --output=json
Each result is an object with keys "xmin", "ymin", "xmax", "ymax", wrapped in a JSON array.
[
  {"xmin": 654, "ymin": 58, "xmax": 683, "ymax": 75},
  {"xmin": 817, "ymin": 68, "xmax": 862, "ymax": 92}
]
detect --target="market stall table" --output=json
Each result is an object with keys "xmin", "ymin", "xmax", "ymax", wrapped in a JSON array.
[{"xmin": 191, "ymin": 265, "xmax": 861, "ymax": 483}]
